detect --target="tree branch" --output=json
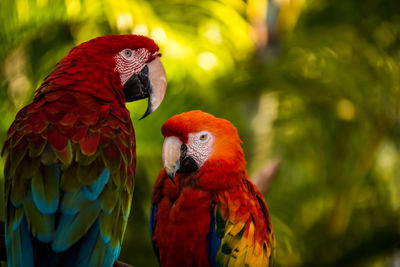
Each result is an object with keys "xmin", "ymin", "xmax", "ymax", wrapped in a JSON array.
[{"xmin": 251, "ymin": 159, "xmax": 281, "ymax": 194}]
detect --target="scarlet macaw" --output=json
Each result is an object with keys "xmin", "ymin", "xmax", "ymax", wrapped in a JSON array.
[
  {"xmin": 150, "ymin": 111, "xmax": 275, "ymax": 267},
  {"xmin": 2, "ymin": 35, "xmax": 167, "ymax": 266}
]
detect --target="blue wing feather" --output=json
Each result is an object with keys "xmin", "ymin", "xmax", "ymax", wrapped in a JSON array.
[
  {"xmin": 31, "ymin": 163, "xmax": 61, "ymax": 214},
  {"xmin": 65, "ymin": 219, "xmax": 119, "ymax": 267},
  {"xmin": 6, "ymin": 136, "xmax": 118, "ymax": 266},
  {"xmin": 149, "ymin": 204, "xmax": 157, "ymax": 239},
  {"xmin": 79, "ymin": 221, "xmax": 118, "ymax": 267},
  {"xmin": 7, "ymin": 216, "xmax": 34, "ymax": 267},
  {"xmin": 149, "ymin": 204, "xmax": 161, "ymax": 263},
  {"xmin": 76, "ymin": 221, "xmax": 101, "ymax": 266},
  {"xmin": 207, "ymin": 211, "xmax": 222, "ymax": 267},
  {"xmin": 82, "ymin": 169, "xmax": 109, "ymax": 201},
  {"xmin": 5, "ymin": 206, "xmax": 24, "ymax": 246},
  {"xmin": 52, "ymin": 201, "xmax": 101, "ymax": 252}
]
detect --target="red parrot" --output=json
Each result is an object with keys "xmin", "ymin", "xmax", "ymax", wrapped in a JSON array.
[
  {"xmin": 2, "ymin": 35, "xmax": 167, "ymax": 266},
  {"xmin": 150, "ymin": 111, "xmax": 275, "ymax": 267}
]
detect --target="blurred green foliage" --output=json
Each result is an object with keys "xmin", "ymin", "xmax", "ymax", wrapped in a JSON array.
[{"xmin": 1, "ymin": 0, "xmax": 400, "ymax": 266}]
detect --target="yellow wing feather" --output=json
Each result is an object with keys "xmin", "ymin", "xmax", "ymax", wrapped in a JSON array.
[{"xmin": 212, "ymin": 180, "xmax": 275, "ymax": 267}]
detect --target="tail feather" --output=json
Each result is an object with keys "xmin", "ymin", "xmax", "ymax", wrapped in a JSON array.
[
  {"xmin": 7, "ymin": 216, "xmax": 33, "ymax": 267},
  {"xmin": 76, "ymin": 221, "xmax": 101, "ymax": 266}
]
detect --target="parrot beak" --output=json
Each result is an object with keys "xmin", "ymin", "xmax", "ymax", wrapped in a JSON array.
[
  {"xmin": 162, "ymin": 137, "xmax": 182, "ymax": 183},
  {"xmin": 123, "ymin": 57, "xmax": 167, "ymax": 119},
  {"xmin": 162, "ymin": 136, "xmax": 199, "ymax": 184}
]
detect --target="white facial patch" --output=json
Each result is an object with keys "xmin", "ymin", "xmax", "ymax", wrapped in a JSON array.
[
  {"xmin": 187, "ymin": 131, "xmax": 214, "ymax": 168},
  {"xmin": 115, "ymin": 48, "xmax": 151, "ymax": 85}
]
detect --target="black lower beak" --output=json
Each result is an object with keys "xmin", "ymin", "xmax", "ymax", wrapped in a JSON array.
[
  {"xmin": 165, "ymin": 144, "xmax": 198, "ymax": 185},
  {"xmin": 123, "ymin": 65, "xmax": 150, "ymax": 101},
  {"xmin": 123, "ymin": 65, "xmax": 153, "ymax": 119},
  {"xmin": 176, "ymin": 144, "xmax": 198, "ymax": 175},
  {"xmin": 167, "ymin": 172, "xmax": 176, "ymax": 184}
]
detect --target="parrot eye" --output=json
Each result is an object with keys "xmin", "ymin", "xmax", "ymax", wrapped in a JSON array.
[
  {"xmin": 121, "ymin": 49, "xmax": 134, "ymax": 59},
  {"xmin": 199, "ymin": 134, "xmax": 208, "ymax": 142}
]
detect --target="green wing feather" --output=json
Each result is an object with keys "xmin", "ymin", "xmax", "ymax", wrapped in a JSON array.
[{"xmin": 3, "ymin": 91, "xmax": 136, "ymax": 266}]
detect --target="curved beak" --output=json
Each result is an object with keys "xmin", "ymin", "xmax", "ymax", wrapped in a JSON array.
[
  {"xmin": 162, "ymin": 136, "xmax": 198, "ymax": 183},
  {"xmin": 123, "ymin": 57, "xmax": 167, "ymax": 119},
  {"xmin": 162, "ymin": 137, "xmax": 181, "ymax": 183}
]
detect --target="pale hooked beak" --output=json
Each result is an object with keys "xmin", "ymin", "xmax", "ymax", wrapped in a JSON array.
[
  {"xmin": 162, "ymin": 136, "xmax": 199, "ymax": 183},
  {"xmin": 141, "ymin": 57, "xmax": 167, "ymax": 119},
  {"xmin": 162, "ymin": 137, "xmax": 182, "ymax": 183},
  {"xmin": 123, "ymin": 57, "xmax": 167, "ymax": 119}
]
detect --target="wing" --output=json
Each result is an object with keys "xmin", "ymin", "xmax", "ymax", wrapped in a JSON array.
[
  {"xmin": 207, "ymin": 178, "xmax": 275, "ymax": 267},
  {"xmin": 149, "ymin": 169, "xmax": 168, "ymax": 263},
  {"xmin": 149, "ymin": 204, "xmax": 159, "ymax": 262},
  {"xmin": 2, "ymin": 90, "xmax": 135, "ymax": 267},
  {"xmin": 149, "ymin": 204, "xmax": 157, "ymax": 241}
]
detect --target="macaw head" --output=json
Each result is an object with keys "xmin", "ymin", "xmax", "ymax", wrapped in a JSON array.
[
  {"xmin": 44, "ymin": 35, "xmax": 167, "ymax": 119},
  {"xmin": 161, "ymin": 111, "xmax": 246, "ymax": 187}
]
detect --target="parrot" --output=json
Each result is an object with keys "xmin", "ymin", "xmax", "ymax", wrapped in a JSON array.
[
  {"xmin": 2, "ymin": 34, "xmax": 167, "ymax": 267},
  {"xmin": 149, "ymin": 110, "xmax": 275, "ymax": 267}
]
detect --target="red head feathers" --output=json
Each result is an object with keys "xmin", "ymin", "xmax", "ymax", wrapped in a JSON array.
[
  {"xmin": 161, "ymin": 110, "xmax": 246, "ymax": 190},
  {"xmin": 37, "ymin": 35, "xmax": 166, "ymax": 117}
]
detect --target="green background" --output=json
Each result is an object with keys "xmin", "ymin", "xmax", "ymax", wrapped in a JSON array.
[{"xmin": 1, "ymin": 0, "xmax": 400, "ymax": 266}]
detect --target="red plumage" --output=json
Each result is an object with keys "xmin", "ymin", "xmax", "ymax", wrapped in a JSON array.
[
  {"xmin": 151, "ymin": 111, "xmax": 275, "ymax": 267},
  {"xmin": 152, "ymin": 170, "xmax": 211, "ymax": 266},
  {"xmin": 3, "ymin": 34, "xmax": 165, "ymax": 266},
  {"xmin": 3, "ymin": 90, "xmax": 136, "ymax": 167}
]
